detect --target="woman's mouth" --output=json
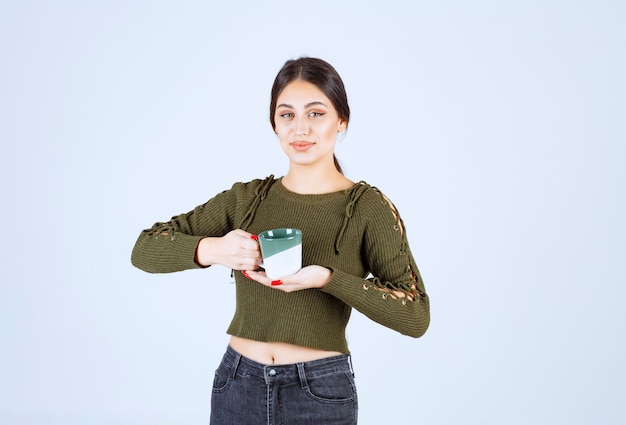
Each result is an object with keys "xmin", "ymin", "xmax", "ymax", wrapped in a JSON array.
[{"xmin": 290, "ymin": 142, "xmax": 314, "ymax": 152}]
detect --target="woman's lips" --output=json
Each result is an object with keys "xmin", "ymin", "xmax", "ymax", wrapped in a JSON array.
[{"xmin": 290, "ymin": 142, "xmax": 314, "ymax": 151}]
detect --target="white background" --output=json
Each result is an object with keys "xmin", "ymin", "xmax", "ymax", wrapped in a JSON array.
[{"xmin": 1, "ymin": 1, "xmax": 624, "ymax": 424}]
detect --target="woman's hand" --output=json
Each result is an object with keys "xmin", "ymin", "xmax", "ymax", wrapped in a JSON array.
[
  {"xmin": 243, "ymin": 265, "xmax": 332, "ymax": 292},
  {"xmin": 196, "ymin": 229, "xmax": 262, "ymax": 270}
]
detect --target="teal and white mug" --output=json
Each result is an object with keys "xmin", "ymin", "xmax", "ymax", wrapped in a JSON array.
[{"xmin": 258, "ymin": 228, "xmax": 302, "ymax": 279}]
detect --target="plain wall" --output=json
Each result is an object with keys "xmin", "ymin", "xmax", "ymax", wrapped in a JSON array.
[{"xmin": 1, "ymin": 1, "xmax": 624, "ymax": 424}]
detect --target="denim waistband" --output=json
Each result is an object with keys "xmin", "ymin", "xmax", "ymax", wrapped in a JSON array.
[{"xmin": 221, "ymin": 345, "xmax": 354, "ymax": 386}]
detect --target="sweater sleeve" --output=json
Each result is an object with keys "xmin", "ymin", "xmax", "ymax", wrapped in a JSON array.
[
  {"xmin": 130, "ymin": 182, "xmax": 250, "ymax": 273},
  {"xmin": 320, "ymin": 190, "xmax": 430, "ymax": 338}
]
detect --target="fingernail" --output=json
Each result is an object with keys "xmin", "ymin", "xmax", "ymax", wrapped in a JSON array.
[
  {"xmin": 242, "ymin": 270, "xmax": 250, "ymax": 279},
  {"xmin": 271, "ymin": 280, "xmax": 282, "ymax": 286},
  {"xmin": 250, "ymin": 235, "xmax": 259, "ymax": 241}
]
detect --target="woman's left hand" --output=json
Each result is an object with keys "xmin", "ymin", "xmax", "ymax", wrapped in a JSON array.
[{"xmin": 243, "ymin": 265, "xmax": 332, "ymax": 292}]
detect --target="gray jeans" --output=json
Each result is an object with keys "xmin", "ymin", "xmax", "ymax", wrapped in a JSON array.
[{"xmin": 210, "ymin": 345, "xmax": 358, "ymax": 424}]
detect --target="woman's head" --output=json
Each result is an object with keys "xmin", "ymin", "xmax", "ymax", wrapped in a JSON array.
[
  {"xmin": 270, "ymin": 57, "xmax": 350, "ymax": 130},
  {"xmin": 270, "ymin": 58, "xmax": 350, "ymax": 173}
]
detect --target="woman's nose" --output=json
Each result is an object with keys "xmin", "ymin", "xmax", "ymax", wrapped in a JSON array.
[{"xmin": 294, "ymin": 118, "xmax": 309, "ymax": 136}]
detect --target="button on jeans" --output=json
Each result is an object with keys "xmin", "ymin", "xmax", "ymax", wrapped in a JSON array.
[{"xmin": 210, "ymin": 345, "xmax": 358, "ymax": 424}]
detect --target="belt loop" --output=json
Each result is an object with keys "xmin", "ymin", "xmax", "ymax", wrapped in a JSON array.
[
  {"xmin": 296, "ymin": 363, "xmax": 308, "ymax": 390},
  {"xmin": 347, "ymin": 355, "xmax": 355, "ymax": 377},
  {"xmin": 229, "ymin": 351, "xmax": 242, "ymax": 381}
]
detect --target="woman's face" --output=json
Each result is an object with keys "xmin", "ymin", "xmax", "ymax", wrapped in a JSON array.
[{"xmin": 274, "ymin": 79, "xmax": 346, "ymax": 169}]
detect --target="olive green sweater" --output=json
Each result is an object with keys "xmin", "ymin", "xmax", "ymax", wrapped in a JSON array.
[{"xmin": 131, "ymin": 176, "xmax": 429, "ymax": 353}]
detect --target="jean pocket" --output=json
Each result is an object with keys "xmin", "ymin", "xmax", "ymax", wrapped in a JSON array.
[
  {"xmin": 211, "ymin": 361, "xmax": 234, "ymax": 393},
  {"xmin": 304, "ymin": 371, "xmax": 356, "ymax": 404}
]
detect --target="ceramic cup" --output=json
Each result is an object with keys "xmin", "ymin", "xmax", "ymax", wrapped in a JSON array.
[{"xmin": 258, "ymin": 228, "xmax": 302, "ymax": 279}]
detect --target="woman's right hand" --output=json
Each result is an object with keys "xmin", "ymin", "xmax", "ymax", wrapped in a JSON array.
[{"xmin": 196, "ymin": 229, "xmax": 262, "ymax": 270}]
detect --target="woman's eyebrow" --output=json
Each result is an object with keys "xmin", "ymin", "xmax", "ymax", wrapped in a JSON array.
[
  {"xmin": 305, "ymin": 101, "xmax": 328, "ymax": 108},
  {"xmin": 276, "ymin": 101, "xmax": 328, "ymax": 109}
]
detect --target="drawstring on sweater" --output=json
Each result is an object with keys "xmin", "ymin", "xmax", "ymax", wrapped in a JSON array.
[
  {"xmin": 237, "ymin": 175, "xmax": 276, "ymax": 231},
  {"xmin": 334, "ymin": 182, "xmax": 370, "ymax": 255}
]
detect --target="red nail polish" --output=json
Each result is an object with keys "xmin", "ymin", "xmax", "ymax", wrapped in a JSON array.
[
  {"xmin": 271, "ymin": 280, "xmax": 282, "ymax": 286},
  {"xmin": 242, "ymin": 270, "xmax": 250, "ymax": 279},
  {"xmin": 250, "ymin": 235, "xmax": 259, "ymax": 241}
]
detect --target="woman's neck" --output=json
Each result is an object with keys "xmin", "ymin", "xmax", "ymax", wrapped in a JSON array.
[{"xmin": 282, "ymin": 164, "xmax": 354, "ymax": 194}]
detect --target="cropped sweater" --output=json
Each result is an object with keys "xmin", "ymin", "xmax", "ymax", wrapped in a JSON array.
[{"xmin": 131, "ymin": 176, "xmax": 430, "ymax": 353}]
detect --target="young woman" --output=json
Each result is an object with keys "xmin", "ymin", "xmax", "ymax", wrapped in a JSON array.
[{"xmin": 131, "ymin": 57, "xmax": 430, "ymax": 424}]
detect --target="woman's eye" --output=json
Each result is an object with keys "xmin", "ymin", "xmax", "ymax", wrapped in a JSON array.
[
  {"xmin": 308, "ymin": 111, "xmax": 324, "ymax": 118},
  {"xmin": 280, "ymin": 112, "xmax": 294, "ymax": 119}
]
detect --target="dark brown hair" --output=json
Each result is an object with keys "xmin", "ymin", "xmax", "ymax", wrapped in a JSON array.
[{"xmin": 270, "ymin": 57, "xmax": 350, "ymax": 173}]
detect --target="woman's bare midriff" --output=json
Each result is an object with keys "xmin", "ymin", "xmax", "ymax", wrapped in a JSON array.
[{"xmin": 229, "ymin": 336, "xmax": 343, "ymax": 365}]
